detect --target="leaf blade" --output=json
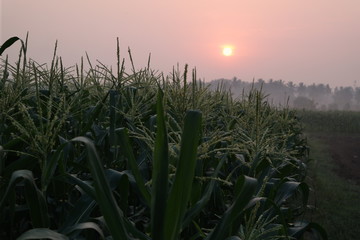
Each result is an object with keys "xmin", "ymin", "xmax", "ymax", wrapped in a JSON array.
[
  {"xmin": 151, "ymin": 89, "xmax": 169, "ymax": 240},
  {"xmin": 163, "ymin": 110, "xmax": 202, "ymax": 240},
  {"xmin": 71, "ymin": 136, "xmax": 131, "ymax": 239},
  {"xmin": 0, "ymin": 36, "xmax": 21, "ymax": 56}
]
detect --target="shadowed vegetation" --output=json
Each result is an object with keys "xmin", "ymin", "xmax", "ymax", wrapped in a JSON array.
[{"xmin": 0, "ymin": 37, "xmax": 326, "ymax": 239}]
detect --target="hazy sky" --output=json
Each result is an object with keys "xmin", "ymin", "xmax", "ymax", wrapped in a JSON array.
[{"xmin": 1, "ymin": 0, "xmax": 360, "ymax": 87}]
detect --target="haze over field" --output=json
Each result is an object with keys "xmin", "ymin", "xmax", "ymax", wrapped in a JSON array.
[{"xmin": 1, "ymin": 0, "xmax": 360, "ymax": 87}]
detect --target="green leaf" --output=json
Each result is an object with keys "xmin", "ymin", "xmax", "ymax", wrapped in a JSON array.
[
  {"xmin": 224, "ymin": 237, "xmax": 241, "ymax": 240},
  {"xmin": 123, "ymin": 217, "xmax": 152, "ymax": 240},
  {"xmin": 2, "ymin": 154, "xmax": 37, "ymax": 179},
  {"xmin": 59, "ymin": 170, "xmax": 148, "ymax": 239},
  {"xmin": 0, "ymin": 145, "xmax": 4, "ymax": 175},
  {"xmin": 116, "ymin": 128, "xmax": 151, "ymax": 205},
  {"xmin": 117, "ymin": 172, "xmax": 130, "ymax": 212},
  {"xmin": 80, "ymin": 90, "xmax": 109, "ymax": 136},
  {"xmin": 71, "ymin": 136, "xmax": 132, "ymax": 239},
  {"xmin": 108, "ymin": 89, "xmax": 118, "ymax": 165},
  {"xmin": 41, "ymin": 142, "xmax": 67, "ymax": 192},
  {"xmin": 61, "ymin": 196, "xmax": 96, "ymax": 232},
  {"xmin": 59, "ymin": 173, "xmax": 96, "ymax": 199},
  {"xmin": 62, "ymin": 222, "xmax": 105, "ymax": 239},
  {"xmin": 274, "ymin": 181, "xmax": 309, "ymax": 207},
  {"xmin": 183, "ymin": 156, "xmax": 226, "ymax": 228},
  {"xmin": 54, "ymin": 176, "xmax": 97, "ymax": 231},
  {"xmin": 0, "ymin": 170, "xmax": 49, "ymax": 228},
  {"xmin": 206, "ymin": 175, "xmax": 258, "ymax": 240},
  {"xmin": 151, "ymin": 89, "xmax": 170, "ymax": 240},
  {"xmin": 163, "ymin": 110, "xmax": 202, "ymax": 240},
  {"xmin": 0, "ymin": 36, "xmax": 22, "ymax": 56},
  {"xmin": 17, "ymin": 228, "xmax": 68, "ymax": 240},
  {"xmin": 289, "ymin": 221, "xmax": 328, "ymax": 240}
]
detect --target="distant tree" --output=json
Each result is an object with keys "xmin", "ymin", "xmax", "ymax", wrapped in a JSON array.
[
  {"xmin": 262, "ymin": 79, "xmax": 291, "ymax": 106},
  {"xmin": 287, "ymin": 81, "xmax": 295, "ymax": 89},
  {"xmin": 257, "ymin": 78, "xmax": 265, "ymax": 85},
  {"xmin": 308, "ymin": 84, "xmax": 329, "ymax": 99},
  {"xmin": 286, "ymin": 81, "xmax": 296, "ymax": 95},
  {"xmin": 333, "ymin": 87, "xmax": 353, "ymax": 110},
  {"xmin": 306, "ymin": 83, "xmax": 332, "ymax": 108},
  {"xmin": 292, "ymin": 96, "xmax": 316, "ymax": 110},
  {"xmin": 354, "ymin": 87, "xmax": 360, "ymax": 109},
  {"xmin": 297, "ymin": 82, "xmax": 307, "ymax": 97},
  {"xmin": 320, "ymin": 104, "xmax": 327, "ymax": 111},
  {"xmin": 328, "ymin": 103, "xmax": 339, "ymax": 110},
  {"xmin": 208, "ymin": 78, "xmax": 360, "ymax": 111}
]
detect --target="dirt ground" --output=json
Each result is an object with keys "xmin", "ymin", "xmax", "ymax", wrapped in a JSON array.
[{"xmin": 309, "ymin": 133, "xmax": 360, "ymax": 185}]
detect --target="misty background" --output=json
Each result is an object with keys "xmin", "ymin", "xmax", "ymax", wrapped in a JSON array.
[
  {"xmin": 1, "ymin": 0, "xmax": 360, "ymax": 88},
  {"xmin": 208, "ymin": 78, "xmax": 360, "ymax": 111}
]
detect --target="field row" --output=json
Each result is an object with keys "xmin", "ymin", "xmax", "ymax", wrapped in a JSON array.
[{"xmin": 0, "ymin": 39, "xmax": 326, "ymax": 239}]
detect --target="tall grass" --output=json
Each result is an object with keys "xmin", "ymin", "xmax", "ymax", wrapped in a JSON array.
[
  {"xmin": 298, "ymin": 110, "xmax": 360, "ymax": 133},
  {"xmin": 0, "ymin": 37, "xmax": 326, "ymax": 239}
]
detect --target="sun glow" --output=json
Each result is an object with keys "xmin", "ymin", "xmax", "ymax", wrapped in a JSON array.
[{"xmin": 222, "ymin": 46, "xmax": 234, "ymax": 56}]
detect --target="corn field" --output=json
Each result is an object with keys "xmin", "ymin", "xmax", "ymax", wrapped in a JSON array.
[
  {"xmin": 298, "ymin": 110, "xmax": 360, "ymax": 133},
  {"xmin": 0, "ymin": 37, "xmax": 326, "ymax": 239}
]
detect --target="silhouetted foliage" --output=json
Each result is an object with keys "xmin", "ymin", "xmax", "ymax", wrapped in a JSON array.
[
  {"xmin": 293, "ymin": 96, "xmax": 316, "ymax": 110},
  {"xmin": 209, "ymin": 78, "xmax": 360, "ymax": 111}
]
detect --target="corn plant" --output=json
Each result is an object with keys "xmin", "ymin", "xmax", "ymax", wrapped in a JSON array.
[{"xmin": 0, "ymin": 36, "xmax": 327, "ymax": 239}]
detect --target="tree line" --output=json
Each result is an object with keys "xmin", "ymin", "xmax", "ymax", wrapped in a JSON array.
[{"xmin": 209, "ymin": 78, "xmax": 360, "ymax": 111}]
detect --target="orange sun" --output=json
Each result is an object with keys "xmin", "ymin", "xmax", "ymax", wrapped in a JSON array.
[{"xmin": 222, "ymin": 46, "xmax": 234, "ymax": 56}]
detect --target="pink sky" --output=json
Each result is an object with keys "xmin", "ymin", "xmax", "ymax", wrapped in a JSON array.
[{"xmin": 1, "ymin": 0, "xmax": 360, "ymax": 87}]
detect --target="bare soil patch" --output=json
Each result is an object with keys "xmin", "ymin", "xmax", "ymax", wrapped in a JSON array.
[{"xmin": 309, "ymin": 133, "xmax": 360, "ymax": 185}]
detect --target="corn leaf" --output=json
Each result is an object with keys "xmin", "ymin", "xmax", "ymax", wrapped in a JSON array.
[
  {"xmin": 41, "ymin": 142, "xmax": 67, "ymax": 192},
  {"xmin": 17, "ymin": 228, "xmax": 68, "ymax": 240},
  {"xmin": 150, "ymin": 89, "xmax": 170, "ymax": 240},
  {"xmin": 163, "ymin": 110, "xmax": 202, "ymax": 240},
  {"xmin": 183, "ymin": 156, "xmax": 226, "ymax": 228},
  {"xmin": 274, "ymin": 181, "xmax": 309, "ymax": 206},
  {"xmin": 206, "ymin": 175, "xmax": 258, "ymax": 240},
  {"xmin": 0, "ymin": 36, "xmax": 22, "ymax": 56},
  {"xmin": 116, "ymin": 128, "xmax": 151, "ymax": 205},
  {"xmin": 71, "ymin": 136, "xmax": 131, "ymax": 239},
  {"xmin": 0, "ymin": 146, "xmax": 3, "ymax": 175},
  {"xmin": 289, "ymin": 221, "xmax": 328, "ymax": 240},
  {"xmin": 62, "ymin": 222, "xmax": 105, "ymax": 239},
  {"xmin": 0, "ymin": 170, "xmax": 49, "ymax": 228}
]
